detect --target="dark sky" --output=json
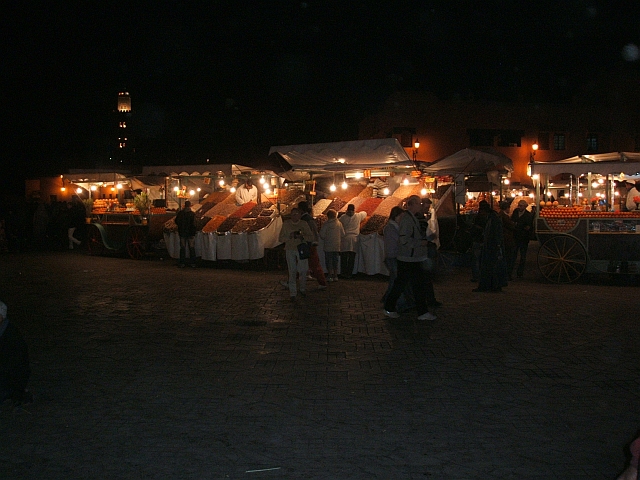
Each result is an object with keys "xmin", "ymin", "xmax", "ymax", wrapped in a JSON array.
[{"xmin": 3, "ymin": 1, "xmax": 640, "ymax": 192}]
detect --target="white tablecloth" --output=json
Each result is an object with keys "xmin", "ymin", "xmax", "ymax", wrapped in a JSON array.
[
  {"xmin": 164, "ymin": 215, "xmax": 283, "ymax": 261},
  {"xmin": 316, "ymin": 233, "xmax": 388, "ymax": 276}
]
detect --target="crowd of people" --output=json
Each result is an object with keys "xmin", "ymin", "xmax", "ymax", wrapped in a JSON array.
[{"xmin": 0, "ymin": 196, "xmax": 89, "ymax": 253}]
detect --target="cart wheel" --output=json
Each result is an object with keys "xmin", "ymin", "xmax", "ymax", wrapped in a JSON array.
[
  {"xmin": 126, "ymin": 226, "xmax": 147, "ymax": 260},
  {"xmin": 86, "ymin": 224, "xmax": 105, "ymax": 256},
  {"xmin": 537, "ymin": 234, "xmax": 587, "ymax": 283}
]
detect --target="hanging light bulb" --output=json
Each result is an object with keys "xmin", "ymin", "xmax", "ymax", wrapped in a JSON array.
[
  {"xmin": 189, "ymin": 189, "xmax": 196, "ymax": 196},
  {"xmin": 341, "ymin": 181, "xmax": 348, "ymax": 189},
  {"xmin": 259, "ymin": 176, "xmax": 265, "ymax": 184},
  {"xmin": 219, "ymin": 179, "xmax": 225, "ymax": 187},
  {"xmin": 330, "ymin": 184, "xmax": 337, "ymax": 192}
]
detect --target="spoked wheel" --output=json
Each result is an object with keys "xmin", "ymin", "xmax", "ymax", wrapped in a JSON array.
[
  {"xmin": 537, "ymin": 234, "xmax": 587, "ymax": 283},
  {"xmin": 86, "ymin": 224, "xmax": 105, "ymax": 256},
  {"xmin": 126, "ymin": 226, "xmax": 148, "ymax": 260}
]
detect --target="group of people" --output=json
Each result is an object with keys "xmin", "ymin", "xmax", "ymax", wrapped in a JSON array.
[
  {"xmin": 278, "ymin": 201, "xmax": 366, "ymax": 300},
  {"xmin": 381, "ymin": 195, "xmax": 440, "ymax": 321},
  {"xmin": 470, "ymin": 198, "xmax": 533, "ymax": 292}
]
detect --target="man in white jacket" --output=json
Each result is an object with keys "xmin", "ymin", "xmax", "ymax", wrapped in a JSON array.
[
  {"xmin": 339, "ymin": 204, "xmax": 366, "ymax": 278},
  {"xmin": 382, "ymin": 195, "xmax": 437, "ymax": 321}
]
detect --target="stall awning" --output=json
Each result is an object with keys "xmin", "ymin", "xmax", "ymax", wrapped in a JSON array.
[
  {"xmin": 530, "ymin": 152, "xmax": 640, "ymax": 176},
  {"xmin": 64, "ymin": 170, "xmax": 130, "ymax": 183},
  {"xmin": 140, "ymin": 164, "xmax": 255, "ymax": 177},
  {"xmin": 419, "ymin": 148, "xmax": 514, "ymax": 176},
  {"xmin": 268, "ymin": 139, "xmax": 414, "ymax": 173}
]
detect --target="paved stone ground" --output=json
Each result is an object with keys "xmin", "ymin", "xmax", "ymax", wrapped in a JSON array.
[{"xmin": 1, "ymin": 246, "xmax": 639, "ymax": 479}]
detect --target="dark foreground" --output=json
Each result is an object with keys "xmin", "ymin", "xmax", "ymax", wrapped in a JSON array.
[{"xmin": 1, "ymin": 248, "xmax": 639, "ymax": 479}]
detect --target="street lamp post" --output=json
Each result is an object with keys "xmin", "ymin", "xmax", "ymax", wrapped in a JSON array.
[
  {"xmin": 412, "ymin": 138, "xmax": 420, "ymax": 161},
  {"xmin": 530, "ymin": 143, "xmax": 539, "ymax": 162}
]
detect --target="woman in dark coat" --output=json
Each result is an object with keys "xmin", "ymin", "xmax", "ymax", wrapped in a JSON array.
[{"xmin": 474, "ymin": 203, "xmax": 509, "ymax": 292}]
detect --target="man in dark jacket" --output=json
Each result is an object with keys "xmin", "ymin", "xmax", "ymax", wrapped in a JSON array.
[
  {"xmin": 0, "ymin": 300, "xmax": 32, "ymax": 405},
  {"xmin": 511, "ymin": 199, "xmax": 534, "ymax": 278},
  {"xmin": 175, "ymin": 200, "xmax": 197, "ymax": 267}
]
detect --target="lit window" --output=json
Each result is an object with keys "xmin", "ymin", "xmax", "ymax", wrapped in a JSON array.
[
  {"xmin": 586, "ymin": 134, "xmax": 598, "ymax": 152},
  {"xmin": 553, "ymin": 134, "xmax": 565, "ymax": 150}
]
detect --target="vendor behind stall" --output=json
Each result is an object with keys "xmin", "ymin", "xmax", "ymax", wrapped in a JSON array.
[
  {"xmin": 625, "ymin": 180, "xmax": 640, "ymax": 211},
  {"xmin": 236, "ymin": 178, "xmax": 258, "ymax": 206}
]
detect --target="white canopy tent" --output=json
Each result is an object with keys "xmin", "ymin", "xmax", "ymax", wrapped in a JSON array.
[
  {"xmin": 419, "ymin": 148, "xmax": 514, "ymax": 176},
  {"xmin": 268, "ymin": 138, "xmax": 415, "ymax": 180},
  {"xmin": 529, "ymin": 152, "xmax": 640, "ymax": 176}
]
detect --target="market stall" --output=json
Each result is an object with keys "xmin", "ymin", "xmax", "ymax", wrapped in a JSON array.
[
  {"xmin": 530, "ymin": 152, "xmax": 640, "ymax": 283},
  {"xmin": 269, "ymin": 139, "xmax": 425, "ymax": 275},
  {"xmin": 418, "ymin": 148, "xmax": 518, "ymax": 253},
  {"xmin": 157, "ymin": 165, "xmax": 286, "ymax": 261}
]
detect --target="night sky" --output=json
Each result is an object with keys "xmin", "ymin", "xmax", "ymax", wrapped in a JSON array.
[{"xmin": 3, "ymin": 1, "xmax": 640, "ymax": 194}]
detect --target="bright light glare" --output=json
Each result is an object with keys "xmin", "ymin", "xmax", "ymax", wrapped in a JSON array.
[
  {"xmin": 76, "ymin": 188, "xmax": 82, "ymax": 194},
  {"xmin": 341, "ymin": 181, "xmax": 348, "ymax": 190},
  {"xmin": 116, "ymin": 183, "xmax": 123, "ymax": 190},
  {"xmin": 403, "ymin": 178, "xmax": 409, "ymax": 185},
  {"xmin": 259, "ymin": 176, "xmax": 265, "ymax": 184},
  {"xmin": 90, "ymin": 185, "xmax": 97, "ymax": 191},
  {"xmin": 420, "ymin": 188, "xmax": 427, "ymax": 196},
  {"xmin": 219, "ymin": 180, "xmax": 225, "ymax": 187},
  {"xmin": 230, "ymin": 187, "xmax": 236, "ymax": 193},
  {"xmin": 189, "ymin": 190, "xmax": 195, "ymax": 196},
  {"xmin": 174, "ymin": 186, "xmax": 179, "ymax": 192},
  {"xmin": 383, "ymin": 187, "xmax": 390, "ymax": 195},
  {"xmin": 354, "ymin": 172, "xmax": 363, "ymax": 179},
  {"xmin": 330, "ymin": 184, "xmax": 337, "ymax": 192}
]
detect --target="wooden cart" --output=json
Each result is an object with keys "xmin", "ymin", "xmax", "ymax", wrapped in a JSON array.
[
  {"xmin": 530, "ymin": 153, "xmax": 640, "ymax": 283},
  {"xmin": 87, "ymin": 212, "xmax": 175, "ymax": 260}
]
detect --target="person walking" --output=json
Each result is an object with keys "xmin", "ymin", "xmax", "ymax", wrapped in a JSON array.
[
  {"xmin": 510, "ymin": 199, "xmax": 534, "ymax": 278},
  {"xmin": 67, "ymin": 198, "xmax": 84, "ymax": 250},
  {"xmin": 498, "ymin": 201, "xmax": 516, "ymax": 280},
  {"xmin": 175, "ymin": 200, "xmax": 197, "ymax": 267},
  {"xmin": 382, "ymin": 206, "xmax": 404, "ymax": 303},
  {"xmin": 318, "ymin": 209, "xmax": 344, "ymax": 282},
  {"xmin": 383, "ymin": 195, "xmax": 437, "ymax": 321},
  {"xmin": 469, "ymin": 200, "xmax": 490, "ymax": 282},
  {"xmin": 298, "ymin": 201, "xmax": 327, "ymax": 290},
  {"xmin": 474, "ymin": 203, "xmax": 509, "ymax": 292},
  {"xmin": 0, "ymin": 300, "xmax": 32, "ymax": 406},
  {"xmin": 278, "ymin": 208, "xmax": 314, "ymax": 301},
  {"xmin": 339, "ymin": 204, "xmax": 366, "ymax": 278}
]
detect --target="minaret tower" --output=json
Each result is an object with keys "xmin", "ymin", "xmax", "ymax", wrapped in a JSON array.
[{"xmin": 115, "ymin": 91, "xmax": 133, "ymax": 167}]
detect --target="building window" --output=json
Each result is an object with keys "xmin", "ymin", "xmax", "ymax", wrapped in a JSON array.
[
  {"xmin": 391, "ymin": 127, "xmax": 416, "ymax": 148},
  {"xmin": 586, "ymin": 134, "xmax": 598, "ymax": 152},
  {"xmin": 496, "ymin": 130, "xmax": 522, "ymax": 147},
  {"xmin": 468, "ymin": 129, "xmax": 496, "ymax": 147},
  {"xmin": 553, "ymin": 134, "xmax": 566, "ymax": 150},
  {"xmin": 537, "ymin": 132, "xmax": 550, "ymax": 150},
  {"xmin": 468, "ymin": 129, "xmax": 523, "ymax": 148}
]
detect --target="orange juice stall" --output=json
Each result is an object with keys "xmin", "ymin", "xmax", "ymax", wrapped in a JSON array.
[{"xmin": 530, "ymin": 152, "xmax": 640, "ymax": 283}]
